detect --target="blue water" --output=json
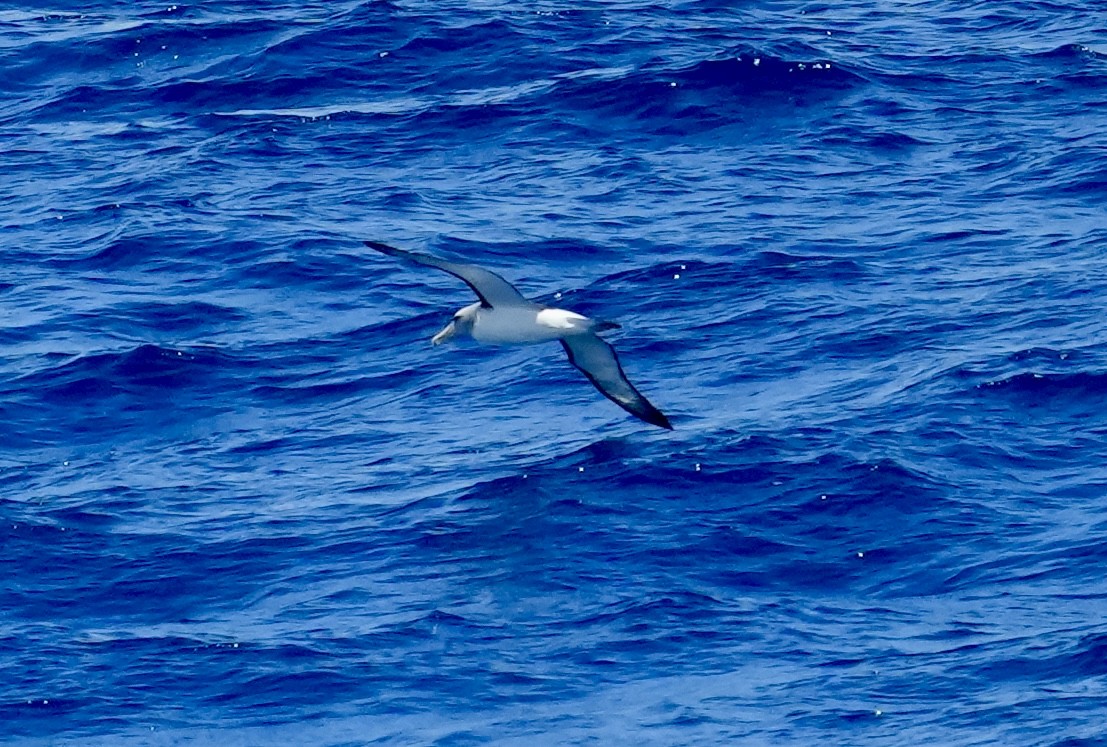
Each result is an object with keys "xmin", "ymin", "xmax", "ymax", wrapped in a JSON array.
[{"xmin": 3, "ymin": 2, "xmax": 1107, "ymax": 744}]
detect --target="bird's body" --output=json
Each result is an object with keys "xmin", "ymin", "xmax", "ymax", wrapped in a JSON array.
[
  {"xmin": 367, "ymin": 241, "xmax": 672, "ymax": 430},
  {"xmin": 447, "ymin": 303, "xmax": 602, "ymax": 345}
]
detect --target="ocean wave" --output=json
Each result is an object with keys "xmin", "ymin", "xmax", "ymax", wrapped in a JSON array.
[{"xmin": 978, "ymin": 370, "xmax": 1107, "ymax": 401}]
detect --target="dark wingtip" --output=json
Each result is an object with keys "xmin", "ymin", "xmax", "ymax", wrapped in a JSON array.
[
  {"xmin": 637, "ymin": 407, "xmax": 672, "ymax": 430},
  {"xmin": 594, "ymin": 320, "xmax": 621, "ymax": 332},
  {"xmin": 364, "ymin": 240, "xmax": 401, "ymax": 255},
  {"xmin": 652, "ymin": 412, "xmax": 674, "ymax": 430}
]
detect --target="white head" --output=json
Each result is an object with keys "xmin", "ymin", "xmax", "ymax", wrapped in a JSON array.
[{"xmin": 431, "ymin": 301, "xmax": 481, "ymax": 345}]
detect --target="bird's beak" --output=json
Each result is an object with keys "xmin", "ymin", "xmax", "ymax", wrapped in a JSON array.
[{"xmin": 431, "ymin": 320, "xmax": 456, "ymax": 346}]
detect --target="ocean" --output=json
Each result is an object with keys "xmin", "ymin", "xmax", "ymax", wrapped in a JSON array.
[{"xmin": 3, "ymin": 1, "xmax": 1107, "ymax": 744}]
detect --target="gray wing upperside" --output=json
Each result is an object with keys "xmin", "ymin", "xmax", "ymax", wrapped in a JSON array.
[
  {"xmin": 560, "ymin": 334, "xmax": 672, "ymax": 430},
  {"xmin": 365, "ymin": 241, "xmax": 529, "ymax": 308}
]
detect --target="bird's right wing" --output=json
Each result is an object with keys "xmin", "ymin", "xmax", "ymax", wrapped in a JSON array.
[
  {"xmin": 560, "ymin": 333, "xmax": 672, "ymax": 430},
  {"xmin": 365, "ymin": 241, "xmax": 528, "ymax": 308}
]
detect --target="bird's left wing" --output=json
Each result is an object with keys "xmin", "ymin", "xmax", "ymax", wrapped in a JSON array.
[
  {"xmin": 365, "ymin": 241, "xmax": 527, "ymax": 308},
  {"xmin": 560, "ymin": 334, "xmax": 672, "ymax": 429}
]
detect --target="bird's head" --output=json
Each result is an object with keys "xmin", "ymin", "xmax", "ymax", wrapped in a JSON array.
[{"xmin": 432, "ymin": 302, "xmax": 480, "ymax": 345}]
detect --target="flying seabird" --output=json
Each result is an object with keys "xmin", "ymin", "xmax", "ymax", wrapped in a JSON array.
[{"xmin": 366, "ymin": 241, "xmax": 672, "ymax": 430}]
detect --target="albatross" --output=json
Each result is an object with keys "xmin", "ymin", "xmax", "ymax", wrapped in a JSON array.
[{"xmin": 366, "ymin": 241, "xmax": 672, "ymax": 430}]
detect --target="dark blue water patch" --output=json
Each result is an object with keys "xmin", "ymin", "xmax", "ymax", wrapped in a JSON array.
[
  {"xmin": 966, "ymin": 630, "xmax": 1107, "ymax": 685},
  {"xmin": 1027, "ymin": 146, "xmax": 1107, "ymax": 199},
  {"xmin": 152, "ymin": 72, "xmax": 359, "ymax": 114},
  {"xmin": 673, "ymin": 51, "xmax": 859, "ymax": 95},
  {"xmin": 7, "ymin": 344, "xmax": 235, "ymax": 401},
  {"xmin": 5, "ymin": 17, "xmax": 326, "ymax": 115},
  {"xmin": 739, "ymin": 249, "xmax": 870, "ymax": 283},
  {"xmin": 0, "ymin": 630, "xmax": 359, "ymax": 739},
  {"xmin": 45, "ymin": 230, "xmax": 212, "ymax": 272},
  {"xmin": 437, "ymin": 235, "xmax": 625, "ymax": 266},
  {"xmin": 247, "ymin": 373, "xmax": 394, "ymax": 409},
  {"xmin": 38, "ymin": 489, "xmax": 144, "ymax": 531},
  {"xmin": 439, "ymin": 431, "xmax": 961, "ymax": 595},
  {"xmin": 59, "ymin": 300, "xmax": 248, "ymax": 339},
  {"xmin": 1036, "ymin": 43, "xmax": 1107, "ymax": 62},
  {"xmin": 1038, "ymin": 44, "xmax": 1107, "ymax": 90},
  {"xmin": 3, "ymin": 520, "xmax": 317, "ymax": 627},
  {"xmin": 394, "ymin": 17, "xmax": 537, "ymax": 77},
  {"xmin": 545, "ymin": 49, "xmax": 861, "ymax": 138},
  {"xmin": 980, "ymin": 370, "xmax": 1107, "ymax": 403},
  {"xmin": 0, "ymin": 344, "xmax": 247, "ymax": 449},
  {"xmin": 1052, "ymin": 738, "xmax": 1107, "ymax": 747},
  {"xmin": 802, "ymin": 312, "xmax": 945, "ymax": 364},
  {"xmin": 567, "ymin": 249, "xmax": 870, "ymax": 318},
  {"xmin": 948, "ymin": 346, "xmax": 1107, "ymax": 425},
  {"xmin": 816, "ymin": 122, "xmax": 932, "ymax": 152},
  {"xmin": 222, "ymin": 240, "xmax": 372, "ymax": 292}
]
